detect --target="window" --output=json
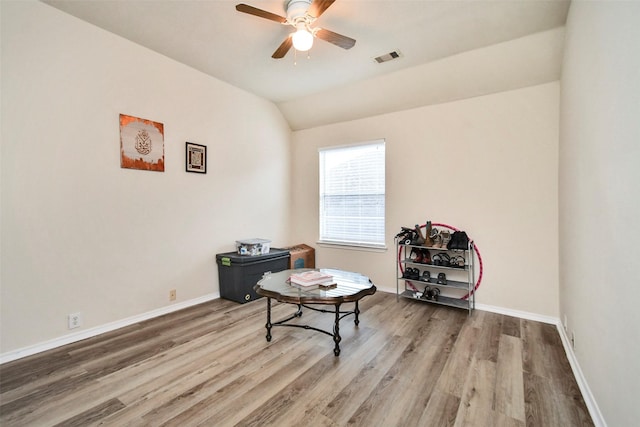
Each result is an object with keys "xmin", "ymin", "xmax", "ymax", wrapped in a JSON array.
[{"xmin": 319, "ymin": 140, "xmax": 386, "ymax": 249}]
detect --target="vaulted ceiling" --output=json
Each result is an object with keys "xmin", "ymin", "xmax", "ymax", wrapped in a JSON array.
[{"xmin": 44, "ymin": 0, "xmax": 571, "ymax": 130}]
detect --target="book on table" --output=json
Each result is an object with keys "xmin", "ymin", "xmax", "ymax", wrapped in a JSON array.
[{"xmin": 289, "ymin": 271, "xmax": 334, "ymax": 287}]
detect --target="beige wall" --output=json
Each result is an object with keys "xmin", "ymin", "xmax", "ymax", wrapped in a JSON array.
[
  {"xmin": 560, "ymin": 2, "xmax": 640, "ymax": 425},
  {"xmin": 0, "ymin": 1, "xmax": 291, "ymax": 354},
  {"xmin": 291, "ymin": 82, "xmax": 560, "ymax": 318}
]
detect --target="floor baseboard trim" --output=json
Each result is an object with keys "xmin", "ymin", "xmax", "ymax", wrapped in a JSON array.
[
  {"xmin": 474, "ymin": 303, "xmax": 559, "ymax": 324},
  {"xmin": 0, "ymin": 293, "xmax": 219, "ymax": 364},
  {"xmin": 376, "ymin": 291, "xmax": 560, "ymax": 325},
  {"xmin": 556, "ymin": 323, "xmax": 607, "ymax": 427}
]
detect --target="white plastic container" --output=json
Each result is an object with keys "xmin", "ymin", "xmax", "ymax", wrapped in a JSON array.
[{"xmin": 235, "ymin": 238, "xmax": 271, "ymax": 256}]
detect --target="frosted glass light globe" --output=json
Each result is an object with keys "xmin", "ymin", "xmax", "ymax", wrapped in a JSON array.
[{"xmin": 292, "ymin": 29, "xmax": 313, "ymax": 52}]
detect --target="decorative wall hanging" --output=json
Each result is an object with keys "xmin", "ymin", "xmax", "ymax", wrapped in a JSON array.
[
  {"xmin": 185, "ymin": 142, "xmax": 207, "ymax": 174},
  {"xmin": 119, "ymin": 114, "xmax": 165, "ymax": 172}
]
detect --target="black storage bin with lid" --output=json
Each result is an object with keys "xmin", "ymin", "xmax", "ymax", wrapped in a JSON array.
[{"xmin": 216, "ymin": 249, "xmax": 290, "ymax": 303}]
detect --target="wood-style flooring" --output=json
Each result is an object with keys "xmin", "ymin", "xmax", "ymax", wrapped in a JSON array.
[{"xmin": 0, "ymin": 292, "xmax": 593, "ymax": 426}]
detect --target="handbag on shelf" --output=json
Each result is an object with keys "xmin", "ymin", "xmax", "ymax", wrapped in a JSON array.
[{"xmin": 447, "ymin": 231, "xmax": 470, "ymax": 250}]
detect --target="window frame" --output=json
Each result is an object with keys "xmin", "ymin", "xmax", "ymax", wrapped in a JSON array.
[{"xmin": 317, "ymin": 139, "xmax": 387, "ymax": 251}]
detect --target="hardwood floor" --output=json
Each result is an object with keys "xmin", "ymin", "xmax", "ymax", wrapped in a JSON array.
[{"xmin": 0, "ymin": 292, "xmax": 593, "ymax": 426}]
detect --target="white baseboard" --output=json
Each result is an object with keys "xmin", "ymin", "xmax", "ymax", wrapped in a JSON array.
[
  {"xmin": 555, "ymin": 323, "xmax": 607, "ymax": 427},
  {"xmin": 0, "ymin": 293, "xmax": 219, "ymax": 364},
  {"xmin": 475, "ymin": 302, "xmax": 559, "ymax": 325},
  {"xmin": 378, "ymin": 289, "xmax": 561, "ymax": 325}
]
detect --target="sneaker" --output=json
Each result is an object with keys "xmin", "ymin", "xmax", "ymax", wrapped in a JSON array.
[
  {"xmin": 437, "ymin": 272, "xmax": 447, "ymax": 285},
  {"xmin": 403, "ymin": 267, "xmax": 420, "ymax": 280}
]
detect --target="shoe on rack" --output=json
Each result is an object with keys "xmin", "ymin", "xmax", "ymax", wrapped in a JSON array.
[
  {"xmin": 440, "ymin": 230, "xmax": 451, "ymax": 249},
  {"xmin": 410, "ymin": 248, "xmax": 423, "ymax": 263},
  {"xmin": 424, "ymin": 221, "xmax": 434, "ymax": 247},
  {"xmin": 425, "ymin": 286, "xmax": 441, "ymax": 301},
  {"xmin": 404, "ymin": 267, "xmax": 420, "ymax": 280},
  {"xmin": 432, "ymin": 253, "xmax": 450, "ymax": 266},
  {"xmin": 430, "ymin": 227, "xmax": 442, "ymax": 248},
  {"xmin": 450, "ymin": 255, "xmax": 465, "ymax": 268},
  {"xmin": 420, "ymin": 271, "xmax": 431, "ymax": 282},
  {"xmin": 421, "ymin": 248, "xmax": 431, "ymax": 264},
  {"xmin": 413, "ymin": 224, "xmax": 426, "ymax": 245},
  {"xmin": 396, "ymin": 227, "xmax": 416, "ymax": 245},
  {"xmin": 437, "ymin": 272, "xmax": 447, "ymax": 285}
]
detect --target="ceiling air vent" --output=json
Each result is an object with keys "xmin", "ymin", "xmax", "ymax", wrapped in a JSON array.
[{"xmin": 373, "ymin": 50, "xmax": 403, "ymax": 64}]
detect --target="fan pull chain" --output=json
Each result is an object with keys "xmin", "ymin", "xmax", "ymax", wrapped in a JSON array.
[{"xmin": 293, "ymin": 49, "xmax": 312, "ymax": 66}]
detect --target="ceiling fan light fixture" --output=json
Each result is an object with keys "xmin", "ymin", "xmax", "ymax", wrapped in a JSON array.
[
  {"xmin": 236, "ymin": 1, "xmax": 355, "ymax": 59},
  {"xmin": 292, "ymin": 26, "xmax": 313, "ymax": 52}
]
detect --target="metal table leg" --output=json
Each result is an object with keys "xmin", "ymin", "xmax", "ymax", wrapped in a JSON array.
[
  {"xmin": 354, "ymin": 300, "xmax": 360, "ymax": 325},
  {"xmin": 265, "ymin": 297, "xmax": 272, "ymax": 342},
  {"xmin": 333, "ymin": 303, "xmax": 342, "ymax": 356}
]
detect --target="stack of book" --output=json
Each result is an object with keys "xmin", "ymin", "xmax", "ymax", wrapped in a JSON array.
[{"xmin": 289, "ymin": 271, "xmax": 336, "ymax": 290}]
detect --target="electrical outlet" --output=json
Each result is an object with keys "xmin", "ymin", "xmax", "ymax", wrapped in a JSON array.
[
  {"xmin": 571, "ymin": 331, "xmax": 576, "ymax": 350},
  {"xmin": 169, "ymin": 289, "xmax": 176, "ymax": 301},
  {"xmin": 68, "ymin": 312, "xmax": 82, "ymax": 329}
]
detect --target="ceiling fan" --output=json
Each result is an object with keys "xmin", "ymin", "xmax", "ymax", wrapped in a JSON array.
[{"xmin": 235, "ymin": 0, "xmax": 356, "ymax": 59}]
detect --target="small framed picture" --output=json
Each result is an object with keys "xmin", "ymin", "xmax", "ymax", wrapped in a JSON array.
[{"xmin": 186, "ymin": 142, "xmax": 207, "ymax": 174}]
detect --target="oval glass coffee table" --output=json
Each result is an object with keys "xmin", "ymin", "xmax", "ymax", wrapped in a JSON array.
[{"xmin": 254, "ymin": 268, "xmax": 377, "ymax": 356}]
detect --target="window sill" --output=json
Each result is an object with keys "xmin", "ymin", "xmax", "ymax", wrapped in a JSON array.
[{"xmin": 316, "ymin": 241, "xmax": 388, "ymax": 253}]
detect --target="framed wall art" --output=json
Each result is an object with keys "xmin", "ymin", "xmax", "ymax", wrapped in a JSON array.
[
  {"xmin": 119, "ymin": 114, "xmax": 165, "ymax": 172},
  {"xmin": 186, "ymin": 142, "xmax": 207, "ymax": 174}
]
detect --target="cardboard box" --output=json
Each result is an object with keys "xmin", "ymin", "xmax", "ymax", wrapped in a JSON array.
[{"xmin": 284, "ymin": 244, "xmax": 315, "ymax": 269}]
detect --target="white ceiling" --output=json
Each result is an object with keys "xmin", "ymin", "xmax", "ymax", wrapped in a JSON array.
[{"xmin": 43, "ymin": 0, "xmax": 570, "ymax": 129}]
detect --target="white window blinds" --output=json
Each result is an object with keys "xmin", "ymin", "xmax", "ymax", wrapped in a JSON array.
[{"xmin": 319, "ymin": 140, "xmax": 386, "ymax": 248}]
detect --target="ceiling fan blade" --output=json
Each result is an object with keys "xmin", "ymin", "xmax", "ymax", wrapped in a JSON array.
[
  {"xmin": 315, "ymin": 28, "xmax": 356, "ymax": 50},
  {"xmin": 235, "ymin": 3, "xmax": 287, "ymax": 24},
  {"xmin": 272, "ymin": 36, "xmax": 293, "ymax": 59},
  {"xmin": 308, "ymin": 0, "xmax": 335, "ymax": 18}
]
